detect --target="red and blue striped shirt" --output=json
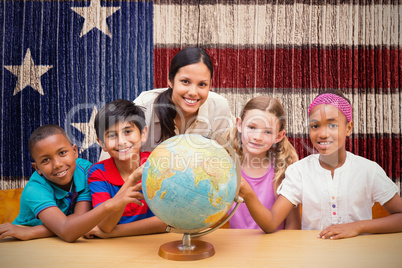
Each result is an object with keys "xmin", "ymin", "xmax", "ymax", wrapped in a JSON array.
[{"xmin": 88, "ymin": 152, "xmax": 153, "ymax": 224}]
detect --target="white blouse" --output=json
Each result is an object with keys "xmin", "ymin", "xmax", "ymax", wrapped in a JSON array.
[{"xmin": 277, "ymin": 152, "xmax": 399, "ymax": 230}]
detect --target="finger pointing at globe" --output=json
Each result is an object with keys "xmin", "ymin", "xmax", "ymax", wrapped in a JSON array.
[{"xmin": 127, "ymin": 163, "xmax": 145, "ymax": 186}]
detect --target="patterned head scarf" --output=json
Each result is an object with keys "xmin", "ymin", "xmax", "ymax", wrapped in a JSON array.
[{"xmin": 308, "ymin": 93, "xmax": 352, "ymax": 122}]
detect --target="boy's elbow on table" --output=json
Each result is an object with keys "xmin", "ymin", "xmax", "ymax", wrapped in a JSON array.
[
  {"xmin": 58, "ymin": 232, "xmax": 81, "ymax": 243},
  {"xmin": 98, "ymin": 225, "xmax": 114, "ymax": 234}
]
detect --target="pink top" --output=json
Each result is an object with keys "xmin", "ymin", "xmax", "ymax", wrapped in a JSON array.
[{"xmin": 229, "ymin": 166, "xmax": 284, "ymax": 230}]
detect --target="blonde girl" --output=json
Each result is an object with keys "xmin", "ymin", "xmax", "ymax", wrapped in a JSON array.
[{"xmin": 229, "ymin": 96, "xmax": 301, "ymax": 230}]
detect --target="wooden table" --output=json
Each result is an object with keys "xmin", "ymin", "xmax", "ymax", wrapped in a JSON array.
[{"xmin": 1, "ymin": 229, "xmax": 401, "ymax": 267}]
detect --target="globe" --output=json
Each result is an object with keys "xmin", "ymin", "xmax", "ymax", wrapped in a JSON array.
[{"xmin": 142, "ymin": 134, "xmax": 238, "ymax": 233}]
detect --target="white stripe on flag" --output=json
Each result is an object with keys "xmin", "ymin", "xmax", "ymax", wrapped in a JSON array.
[{"xmin": 154, "ymin": 3, "xmax": 401, "ymax": 47}]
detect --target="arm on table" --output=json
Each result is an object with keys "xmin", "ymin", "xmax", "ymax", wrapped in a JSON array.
[
  {"xmin": 0, "ymin": 222, "xmax": 55, "ymax": 241},
  {"xmin": 0, "ymin": 199, "xmax": 102, "ymax": 241},
  {"xmin": 38, "ymin": 186, "xmax": 142, "ymax": 242},
  {"xmin": 85, "ymin": 216, "xmax": 167, "ymax": 239},
  {"xmin": 319, "ymin": 193, "xmax": 402, "ymax": 240}
]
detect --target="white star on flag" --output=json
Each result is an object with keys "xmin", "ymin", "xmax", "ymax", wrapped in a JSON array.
[
  {"xmin": 4, "ymin": 49, "xmax": 53, "ymax": 95},
  {"xmin": 71, "ymin": 106, "xmax": 99, "ymax": 153},
  {"xmin": 71, "ymin": 0, "xmax": 120, "ymax": 38}
]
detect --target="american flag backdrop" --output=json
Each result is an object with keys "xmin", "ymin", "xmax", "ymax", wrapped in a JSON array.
[
  {"xmin": 0, "ymin": 0, "xmax": 401, "ymax": 193},
  {"xmin": 0, "ymin": 0, "xmax": 153, "ymax": 189}
]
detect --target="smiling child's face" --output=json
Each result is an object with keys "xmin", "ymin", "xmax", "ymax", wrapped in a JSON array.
[
  {"xmin": 308, "ymin": 104, "xmax": 353, "ymax": 156},
  {"xmin": 99, "ymin": 121, "xmax": 147, "ymax": 163},
  {"xmin": 237, "ymin": 109, "xmax": 285, "ymax": 159},
  {"xmin": 31, "ymin": 134, "xmax": 78, "ymax": 191}
]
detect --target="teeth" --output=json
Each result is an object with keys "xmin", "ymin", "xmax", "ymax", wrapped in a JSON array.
[
  {"xmin": 56, "ymin": 170, "xmax": 67, "ymax": 176},
  {"xmin": 319, "ymin": 142, "xmax": 331, "ymax": 145},
  {"xmin": 185, "ymin": 98, "xmax": 197, "ymax": 104},
  {"xmin": 118, "ymin": 146, "xmax": 132, "ymax": 153}
]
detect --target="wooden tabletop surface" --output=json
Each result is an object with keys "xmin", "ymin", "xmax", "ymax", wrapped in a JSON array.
[{"xmin": 1, "ymin": 229, "xmax": 401, "ymax": 267}]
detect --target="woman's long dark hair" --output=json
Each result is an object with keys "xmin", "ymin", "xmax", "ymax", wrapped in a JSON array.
[{"xmin": 155, "ymin": 47, "xmax": 213, "ymax": 142}]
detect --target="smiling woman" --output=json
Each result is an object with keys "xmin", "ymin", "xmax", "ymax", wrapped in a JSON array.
[{"xmin": 133, "ymin": 47, "xmax": 234, "ymax": 152}]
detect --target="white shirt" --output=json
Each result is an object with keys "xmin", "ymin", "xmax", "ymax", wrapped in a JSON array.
[{"xmin": 277, "ymin": 152, "xmax": 399, "ymax": 230}]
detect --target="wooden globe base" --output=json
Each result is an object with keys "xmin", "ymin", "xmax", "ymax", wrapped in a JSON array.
[{"xmin": 158, "ymin": 240, "xmax": 215, "ymax": 261}]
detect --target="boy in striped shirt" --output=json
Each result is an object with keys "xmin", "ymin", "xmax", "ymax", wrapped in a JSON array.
[{"xmin": 86, "ymin": 99, "xmax": 166, "ymax": 238}]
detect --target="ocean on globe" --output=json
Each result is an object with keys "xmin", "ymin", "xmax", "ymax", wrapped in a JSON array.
[{"xmin": 142, "ymin": 134, "xmax": 237, "ymax": 233}]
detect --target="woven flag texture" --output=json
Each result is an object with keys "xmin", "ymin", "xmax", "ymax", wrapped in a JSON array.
[
  {"xmin": 0, "ymin": 0, "xmax": 401, "ymax": 193},
  {"xmin": 0, "ymin": 0, "xmax": 153, "ymax": 189}
]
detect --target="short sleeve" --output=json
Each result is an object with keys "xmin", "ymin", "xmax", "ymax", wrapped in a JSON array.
[
  {"xmin": 88, "ymin": 164, "xmax": 112, "ymax": 208},
  {"xmin": 23, "ymin": 177, "xmax": 57, "ymax": 218},
  {"xmin": 371, "ymin": 163, "xmax": 399, "ymax": 205},
  {"xmin": 77, "ymin": 185, "xmax": 92, "ymax": 202},
  {"xmin": 75, "ymin": 158, "xmax": 93, "ymax": 202},
  {"xmin": 277, "ymin": 164, "xmax": 303, "ymax": 206},
  {"xmin": 13, "ymin": 180, "xmax": 56, "ymax": 226}
]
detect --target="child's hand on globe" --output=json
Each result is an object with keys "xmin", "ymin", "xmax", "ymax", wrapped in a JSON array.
[
  {"xmin": 107, "ymin": 184, "xmax": 144, "ymax": 212},
  {"xmin": 238, "ymin": 177, "xmax": 255, "ymax": 202}
]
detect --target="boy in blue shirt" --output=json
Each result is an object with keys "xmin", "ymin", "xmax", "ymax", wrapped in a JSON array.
[{"xmin": 0, "ymin": 124, "xmax": 143, "ymax": 242}]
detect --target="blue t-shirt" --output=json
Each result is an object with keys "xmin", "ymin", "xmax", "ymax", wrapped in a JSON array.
[{"xmin": 13, "ymin": 158, "xmax": 92, "ymax": 226}]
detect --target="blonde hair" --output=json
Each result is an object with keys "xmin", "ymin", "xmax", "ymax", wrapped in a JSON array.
[{"xmin": 231, "ymin": 96, "xmax": 298, "ymax": 191}]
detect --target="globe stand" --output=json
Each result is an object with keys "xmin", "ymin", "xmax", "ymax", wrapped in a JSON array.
[{"xmin": 158, "ymin": 233, "xmax": 215, "ymax": 261}]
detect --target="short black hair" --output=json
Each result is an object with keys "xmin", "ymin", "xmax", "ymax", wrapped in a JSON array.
[
  {"xmin": 95, "ymin": 99, "xmax": 146, "ymax": 143},
  {"xmin": 28, "ymin": 124, "xmax": 71, "ymax": 158}
]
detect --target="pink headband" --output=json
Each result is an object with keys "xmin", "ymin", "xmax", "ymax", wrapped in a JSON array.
[{"xmin": 308, "ymin": 93, "xmax": 352, "ymax": 122}]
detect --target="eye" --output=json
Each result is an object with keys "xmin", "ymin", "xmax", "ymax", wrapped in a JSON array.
[
  {"xmin": 124, "ymin": 129, "xmax": 132, "ymax": 135},
  {"xmin": 329, "ymin": 123, "xmax": 338, "ymax": 128},
  {"xmin": 181, "ymin": 80, "xmax": 189, "ymax": 85},
  {"xmin": 199, "ymin": 82, "xmax": 207, "ymax": 87},
  {"xmin": 265, "ymin": 130, "xmax": 272, "ymax": 134},
  {"xmin": 247, "ymin": 126, "xmax": 255, "ymax": 130},
  {"xmin": 310, "ymin": 124, "xmax": 319, "ymax": 129},
  {"xmin": 41, "ymin": 158, "xmax": 50, "ymax": 164},
  {"xmin": 107, "ymin": 133, "xmax": 116, "ymax": 139},
  {"xmin": 60, "ymin": 150, "xmax": 67, "ymax": 156}
]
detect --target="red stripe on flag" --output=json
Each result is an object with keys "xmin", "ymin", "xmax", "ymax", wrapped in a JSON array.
[{"xmin": 154, "ymin": 47, "xmax": 401, "ymax": 91}]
